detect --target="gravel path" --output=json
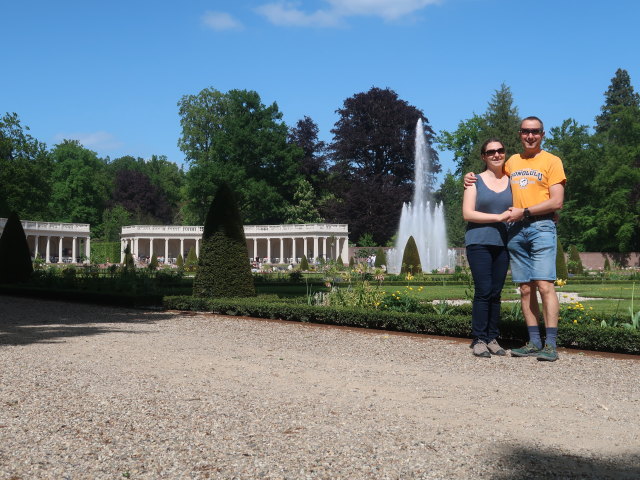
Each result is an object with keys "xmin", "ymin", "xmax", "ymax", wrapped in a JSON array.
[{"xmin": 1, "ymin": 295, "xmax": 639, "ymax": 479}]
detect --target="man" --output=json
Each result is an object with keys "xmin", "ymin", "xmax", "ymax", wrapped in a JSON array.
[{"xmin": 466, "ymin": 116, "xmax": 566, "ymax": 361}]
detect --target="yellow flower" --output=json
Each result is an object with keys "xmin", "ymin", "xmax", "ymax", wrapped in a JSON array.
[{"xmin": 573, "ymin": 319, "xmax": 578, "ymax": 324}]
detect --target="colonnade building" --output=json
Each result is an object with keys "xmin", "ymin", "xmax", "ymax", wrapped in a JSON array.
[
  {"xmin": 0, "ymin": 218, "xmax": 91, "ymax": 263},
  {"xmin": 120, "ymin": 223, "xmax": 350, "ymax": 265}
]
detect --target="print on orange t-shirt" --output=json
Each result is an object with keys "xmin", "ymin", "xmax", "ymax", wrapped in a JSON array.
[{"xmin": 504, "ymin": 150, "xmax": 566, "ymax": 209}]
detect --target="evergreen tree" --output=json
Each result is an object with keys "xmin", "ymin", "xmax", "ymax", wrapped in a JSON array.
[
  {"xmin": 400, "ymin": 236, "xmax": 421, "ymax": 275},
  {"xmin": 0, "ymin": 212, "xmax": 34, "ymax": 284},
  {"xmin": 603, "ymin": 256, "xmax": 611, "ymax": 271},
  {"xmin": 374, "ymin": 247, "xmax": 386, "ymax": 268},
  {"xmin": 193, "ymin": 183, "xmax": 255, "ymax": 298},
  {"xmin": 595, "ymin": 68, "xmax": 640, "ymax": 134},
  {"xmin": 349, "ymin": 256, "xmax": 355, "ymax": 268},
  {"xmin": 148, "ymin": 255, "xmax": 159, "ymax": 270},
  {"xmin": 300, "ymin": 255, "xmax": 310, "ymax": 271},
  {"xmin": 185, "ymin": 246, "xmax": 198, "ymax": 272},
  {"xmin": 283, "ymin": 179, "xmax": 323, "ymax": 224},
  {"xmin": 567, "ymin": 245, "xmax": 584, "ymax": 275},
  {"xmin": 556, "ymin": 240, "xmax": 568, "ymax": 281},
  {"xmin": 123, "ymin": 244, "xmax": 135, "ymax": 272},
  {"xmin": 176, "ymin": 254, "xmax": 184, "ymax": 268}
]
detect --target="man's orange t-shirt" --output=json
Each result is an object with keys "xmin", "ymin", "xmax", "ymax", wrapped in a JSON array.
[{"xmin": 504, "ymin": 150, "xmax": 566, "ymax": 209}]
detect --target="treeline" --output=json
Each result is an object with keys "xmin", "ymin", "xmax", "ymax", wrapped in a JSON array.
[{"xmin": 1, "ymin": 70, "xmax": 638, "ymax": 252}]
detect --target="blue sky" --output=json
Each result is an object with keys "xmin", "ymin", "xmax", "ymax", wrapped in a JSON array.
[{"xmin": 3, "ymin": 0, "xmax": 639, "ymax": 184}]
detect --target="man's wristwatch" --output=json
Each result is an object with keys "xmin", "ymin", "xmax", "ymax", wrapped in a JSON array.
[{"xmin": 523, "ymin": 208, "xmax": 532, "ymax": 220}]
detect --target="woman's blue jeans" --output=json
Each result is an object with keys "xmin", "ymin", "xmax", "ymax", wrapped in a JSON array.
[{"xmin": 466, "ymin": 244, "xmax": 509, "ymax": 343}]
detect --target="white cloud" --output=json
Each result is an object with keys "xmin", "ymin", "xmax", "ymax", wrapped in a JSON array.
[
  {"xmin": 256, "ymin": 0, "xmax": 440, "ymax": 27},
  {"xmin": 255, "ymin": 3, "xmax": 341, "ymax": 27},
  {"xmin": 53, "ymin": 131, "xmax": 123, "ymax": 151},
  {"xmin": 202, "ymin": 11, "xmax": 243, "ymax": 31}
]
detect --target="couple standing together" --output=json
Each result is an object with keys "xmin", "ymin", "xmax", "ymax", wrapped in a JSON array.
[{"xmin": 463, "ymin": 116, "xmax": 566, "ymax": 362}]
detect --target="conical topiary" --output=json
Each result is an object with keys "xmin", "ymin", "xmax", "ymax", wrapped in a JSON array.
[
  {"xmin": 374, "ymin": 247, "xmax": 386, "ymax": 268},
  {"xmin": 122, "ymin": 244, "xmax": 135, "ymax": 272},
  {"xmin": 400, "ymin": 236, "xmax": 421, "ymax": 275},
  {"xmin": 556, "ymin": 240, "xmax": 568, "ymax": 281},
  {"xmin": 148, "ymin": 255, "xmax": 159, "ymax": 270},
  {"xmin": 300, "ymin": 255, "xmax": 310, "ymax": 271},
  {"xmin": 349, "ymin": 256, "xmax": 355, "ymax": 268},
  {"xmin": 185, "ymin": 246, "xmax": 198, "ymax": 272},
  {"xmin": 0, "ymin": 211, "xmax": 34, "ymax": 284},
  {"xmin": 567, "ymin": 245, "xmax": 584, "ymax": 275},
  {"xmin": 176, "ymin": 254, "xmax": 184, "ymax": 268},
  {"xmin": 193, "ymin": 183, "xmax": 255, "ymax": 298},
  {"xmin": 603, "ymin": 256, "xmax": 611, "ymax": 271}
]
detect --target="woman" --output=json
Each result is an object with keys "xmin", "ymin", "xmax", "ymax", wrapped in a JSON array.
[{"xmin": 462, "ymin": 139, "xmax": 512, "ymax": 358}]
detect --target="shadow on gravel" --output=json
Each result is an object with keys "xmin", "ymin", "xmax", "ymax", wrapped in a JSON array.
[
  {"xmin": 0, "ymin": 295, "xmax": 177, "ymax": 347},
  {"xmin": 491, "ymin": 446, "xmax": 640, "ymax": 479}
]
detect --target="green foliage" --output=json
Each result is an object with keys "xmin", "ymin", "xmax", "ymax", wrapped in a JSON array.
[
  {"xmin": 336, "ymin": 256, "xmax": 344, "ymax": 267},
  {"xmin": 400, "ymin": 236, "xmax": 421, "ymax": 274},
  {"xmin": 91, "ymin": 242, "xmax": 121, "ymax": 264},
  {"xmin": 374, "ymin": 247, "xmax": 386, "ymax": 268},
  {"xmin": 283, "ymin": 178, "xmax": 323, "ymax": 224},
  {"xmin": 0, "ymin": 212, "xmax": 34, "ymax": 284},
  {"xmin": 595, "ymin": 68, "xmax": 640, "ymax": 134},
  {"xmin": 185, "ymin": 246, "xmax": 198, "ymax": 272},
  {"xmin": 604, "ymin": 256, "xmax": 611, "ymax": 271},
  {"xmin": 567, "ymin": 245, "xmax": 585, "ymax": 275},
  {"xmin": 176, "ymin": 254, "xmax": 184, "ymax": 268},
  {"xmin": 357, "ymin": 233, "xmax": 377, "ymax": 247},
  {"xmin": 178, "ymin": 88, "xmax": 301, "ymax": 224},
  {"xmin": 436, "ymin": 173, "xmax": 465, "ymax": 247},
  {"xmin": 349, "ymin": 256, "xmax": 355, "ymax": 268},
  {"xmin": 123, "ymin": 245, "xmax": 135, "ymax": 272},
  {"xmin": 193, "ymin": 183, "xmax": 255, "ymax": 298},
  {"xmin": 289, "ymin": 270, "xmax": 303, "ymax": 283},
  {"xmin": 148, "ymin": 255, "xmax": 159, "ymax": 270},
  {"xmin": 300, "ymin": 255, "xmax": 310, "ymax": 271},
  {"xmin": 556, "ymin": 240, "xmax": 568, "ymax": 281}
]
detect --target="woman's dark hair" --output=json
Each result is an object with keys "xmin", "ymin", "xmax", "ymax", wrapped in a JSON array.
[{"xmin": 480, "ymin": 138, "xmax": 504, "ymax": 155}]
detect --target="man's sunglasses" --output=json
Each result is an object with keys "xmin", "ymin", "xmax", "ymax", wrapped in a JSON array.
[
  {"xmin": 519, "ymin": 128, "xmax": 543, "ymax": 135},
  {"xmin": 483, "ymin": 148, "xmax": 505, "ymax": 156}
]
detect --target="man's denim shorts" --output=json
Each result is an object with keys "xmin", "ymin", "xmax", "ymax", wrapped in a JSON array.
[{"xmin": 507, "ymin": 219, "xmax": 557, "ymax": 283}]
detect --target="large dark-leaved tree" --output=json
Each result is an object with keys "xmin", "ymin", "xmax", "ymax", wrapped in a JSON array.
[
  {"xmin": 325, "ymin": 87, "xmax": 439, "ymax": 245},
  {"xmin": 0, "ymin": 212, "xmax": 33, "ymax": 284},
  {"xmin": 112, "ymin": 169, "xmax": 173, "ymax": 224},
  {"xmin": 193, "ymin": 183, "xmax": 255, "ymax": 298}
]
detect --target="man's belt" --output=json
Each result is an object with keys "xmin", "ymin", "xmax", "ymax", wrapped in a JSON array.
[{"xmin": 523, "ymin": 213, "xmax": 555, "ymax": 223}]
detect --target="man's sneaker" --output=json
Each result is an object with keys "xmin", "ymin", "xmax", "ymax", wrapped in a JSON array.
[
  {"xmin": 472, "ymin": 340, "xmax": 491, "ymax": 358},
  {"xmin": 486, "ymin": 339, "xmax": 506, "ymax": 356},
  {"xmin": 511, "ymin": 342, "xmax": 541, "ymax": 357},
  {"xmin": 537, "ymin": 344, "xmax": 559, "ymax": 362}
]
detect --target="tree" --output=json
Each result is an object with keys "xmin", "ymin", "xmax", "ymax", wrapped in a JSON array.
[
  {"xmin": 111, "ymin": 169, "xmax": 172, "ymax": 224},
  {"xmin": 0, "ymin": 211, "xmax": 33, "ymax": 284},
  {"xmin": 288, "ymin": 116, "xmax": 328, "ymax": 193},
  {"xmin": 49, "ymin": 140, "xmax": 109, "ymax": 226},
  {"xmin": 283, "ymin": 179, "xmax": 323, "ymax": 224},
  {"xmin": 400, "ymin": 236, "xmax": 421, "ymax": 274},
  {"xmin": 148, "ymin": 255, "xmax": 159, "ymax": 270},
  {"xmin": 176, "ymin": 254, "xmax": 184, "ymax": 268},
  {"xmin": 178, "ymin": 88, "xmax": 302, "ymax": 224},
  {"xmin": 122, "ymin": 244, "xmax": 135, "ymax": 271},
  {"xmin": 185, "ymin": 246, "xmax": 198, "ymax": 272},
  {"xmin": 0, "ymin": 113, "xmax": 53, "ymax": 220},
  {"xmin": 326, "ymin": 87, "xmax": 438, "ymax": 245},
  {"xmin": 436, "ymin": 172, "xmax": 465, "ymax": 247},
  {"xmin": 99, "ymin": 206, "xmax": 132, "ymax": 243},
  {"xmin": 595, "ymin": 68, "xmax": 640, "ymax": 134},
  {"xmin": 300, "ymin": 255, "xmax": 310, "ymax": 271},
  {"xmin": 567, "ymin": 245, "xmax": 584, "ymax": 275},
  {"xmin": 193, "ymin": 183, "xmax": 255, "ymax": 298},
  {"xmin": 374, "ymin": 247, "xmax": 386, "ymax": 268},
  {"xmin": 556, "ymin": 240, "xmax": 568, "ymax": 281}
]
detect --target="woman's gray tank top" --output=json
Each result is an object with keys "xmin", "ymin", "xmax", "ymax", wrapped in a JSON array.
[{"xmin": 464, "ymin": 175, "xmax": 512, "ymax": 247}]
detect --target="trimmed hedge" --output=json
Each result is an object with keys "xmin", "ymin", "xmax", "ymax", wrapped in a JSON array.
[
  {"xmin": 163, "ymin": 296, "xmax": 640, "ymax": 355},
  {"xmin": 91, "ymin": 242, "xmax": 121, "ymax": 264}
]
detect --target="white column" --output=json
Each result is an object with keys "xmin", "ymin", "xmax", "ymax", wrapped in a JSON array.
[
  {"xmin": 58, "ymin": 236, "xmax": 63, "ymax": 263},
  {"xmin": 121, "ymin": 239, "xmax": 126, "ymax": 262},
  {"xmin": 292, "ymin": 237, "xmax": 297, "ymax": 263},
  {"xmin": 280, "ymin": 237, "xmax": 284, "ymax": 263},
  {"xmin": 164, "ymin": 238, "xmax": 169, "ymax": 262},
  {"xmin": 34, "ymin": 235, "xmax": 39, "ymax": 259},
  {"xmin": 340, "ymin": 236, "xmax": 349, "ymax": 264},
  {"xmin": 253, "ymin": 238, "xmax": 257, "ymax": 260},
  {"xmin": 180, "ymin": 238, "xmax": 184, "ymax": 259},
  {"xmin": 46, "ymin": 236, "xmax": 51, "ymax": 264},
  {"xmin": 196, "ymin": 239, "xmax": 200, "ymax": 257},
  {"xmin": 313, "ymin": 236, "xmax": 319, "ymax": 262},
  {"xmin": 85, "ymin": 236, "xmax": 91, "ymax": 262},
  {"xmin": 133, "ymin": 237, "xmax": 139, "ymax": 258},
  {"xmin": 303, "ymin": 237, "xmax": 308, "ymax": 259},
  {"xmin": 323, "ymin": 237, "xmax": 327, "ymax": 261},
  {"xmin": 72, "ymin": 237, "xmax": 77, "ymax": 263},
  {"xmin": 149, "ymin": 238, "xmax": 154, "ymax": 259},
  {"xmin": 267, "ymin": 238, "xmax": 272, "ymax": 263}
]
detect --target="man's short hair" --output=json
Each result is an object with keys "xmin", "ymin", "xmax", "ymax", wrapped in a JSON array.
[{"xmin": 521, "ymin": 116, "xmax": 544, "ymax": 131}]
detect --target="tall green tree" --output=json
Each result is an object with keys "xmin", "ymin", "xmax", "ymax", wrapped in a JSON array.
[
  {"xmin": 326, "ymin": 87, "xmax": 438, "ymax": 245},
  {"xmin": 595, "ymin": 68, "xmax": 640, "ymax": 134},
  {"xmin": 283, "ymin": 179, "xmax": 323, "ymax": 224},
  {"xmin": 436, "ymin": 172, "xmax": 465, "ymax": 247},
  {"xmin": 49, "ymin": 140, "xmax": 109, "ymax": 226},
  {"xmin": 178, "ymin": 88, "xmax": 301, "ymax": 225},
  {"xmin": 0, "ymin": 113, "xmax": 52, "ymax": 220}
]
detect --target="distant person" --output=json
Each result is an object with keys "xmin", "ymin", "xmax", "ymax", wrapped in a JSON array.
[
  {"xmin": 462, "ymin": 139, "xmax": 511, "ymax": 358},
  {"xmin": 465, "ymin": 116, "xmax": 566, "ymax": 361}
]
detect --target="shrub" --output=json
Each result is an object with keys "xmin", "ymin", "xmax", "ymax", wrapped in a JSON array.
[
  {"xmin": 300, "ymin": 255, "xmax": 310, "ymax": 271},
  {"xmin": 176, "ymin": 254, "xmax": 184, "ymax": 268},
  {"xmin": 185, "ymin": 247, "xmax": 198, "ymax": 272},
  {"xmin": 349, "ymin": 256, "xmax": 355, "ymax": 268},
  {"xmin": 193, "ymin": 182, "xmax": 255, "ymax": 298},
  {"xmin": 0, "ymin": 212, "xmax": 33, "ymax": 284},
  {"xmin": 567, "ymin": 245, "xmax": 584, "ymax": 275},
  {"xmin": 374, "ymin": 247, "xmax": 386, "ymax": 268},
  {"xmin": 556, "ymin": 240, "xmax": 568, "ymax": 281},
  {"xmin": 336, "ymin": 256, "xmax": 344, "ymax": 267},
  {"xmin": 148, "ymin": 255, "xmax": 159, "ymax": 270},
  {"xmin": 603, "ymin": 256, "xmax": 611, "ymax": 271},
  {"xmin": 400, "ymin": 236, "xmax": 421, "ymax": 274},
  {"xmin": 122, "ymin": 245, "xmax": 135, "ymax": 272},
  {"xmin": 91, "ymin": 241, "xmax": 121, "ymax": 264}
]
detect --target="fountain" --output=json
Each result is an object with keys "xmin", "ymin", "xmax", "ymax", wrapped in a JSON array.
[{"xmin": 386, "ymin": 119, "xmax": 450, "ymax": 274}]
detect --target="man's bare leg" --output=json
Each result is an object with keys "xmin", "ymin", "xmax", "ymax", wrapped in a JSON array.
[
  {"xmin": 535, "ymin": 280, "xmax": 559, "ymax": 328},
  {"xmin": 519, "ymin": 282, "xmax": 541, "ymax": 326}
]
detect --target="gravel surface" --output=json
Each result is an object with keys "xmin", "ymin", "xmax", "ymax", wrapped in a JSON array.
[{"xmin": 1, "ymin": 295, "xmax": 639, "ymax": 479}]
